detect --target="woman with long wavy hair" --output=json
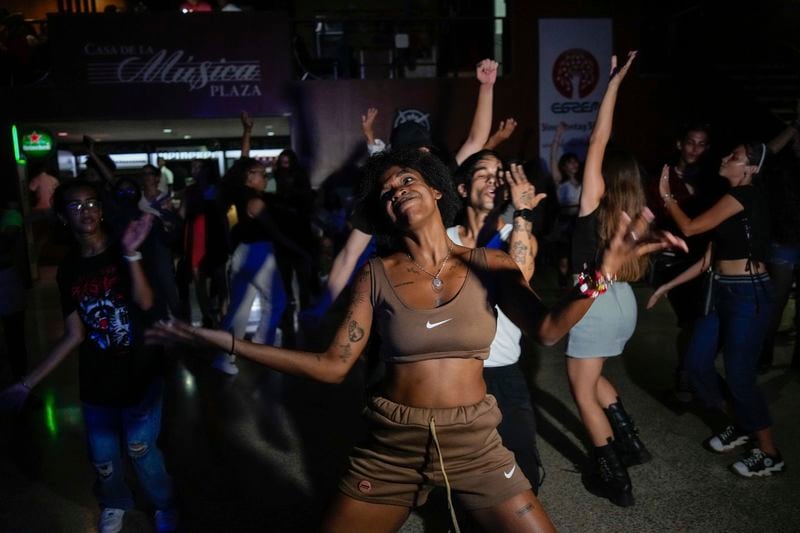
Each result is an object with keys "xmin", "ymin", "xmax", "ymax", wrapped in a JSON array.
[{"xmin": 566, "ymin": 52, "xmax": 671, "ymax": 507}]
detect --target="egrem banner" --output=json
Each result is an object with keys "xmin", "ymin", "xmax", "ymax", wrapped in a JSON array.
[
  {"xmin": 47, "ymin": 12, "xmax": 292, "ymax": 119},
  {"xmin": 538, "ymin": 18, "xmax": 612, "ymax": 172}
]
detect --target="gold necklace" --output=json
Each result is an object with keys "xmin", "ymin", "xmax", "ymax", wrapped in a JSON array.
[{"xmin": 407, "ymin": 245, "xmax": 453, "ymax": 293}]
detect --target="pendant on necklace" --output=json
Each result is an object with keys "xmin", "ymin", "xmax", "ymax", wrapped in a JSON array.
[{"xmin": 432, "ymin": 277, "xmax": 444, "ymax": 292}]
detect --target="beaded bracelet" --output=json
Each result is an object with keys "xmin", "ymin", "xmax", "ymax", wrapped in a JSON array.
[{"xmin": 577, "ymin": 269, "xmax": 614, "ymax": 299}]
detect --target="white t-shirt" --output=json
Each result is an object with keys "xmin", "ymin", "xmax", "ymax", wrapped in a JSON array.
[
  {"xmin": 446, "ymin": 224, "xmax": 522, "ymax": 367},
  {"xmin": 158, "ymin": 165, "xmax": 174, "ymax": 194}
]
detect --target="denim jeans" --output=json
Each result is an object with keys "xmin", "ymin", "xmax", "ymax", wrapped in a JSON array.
[
  {"xmin": 222, "ymin": 241, "xmax": 287, "ymax": 345},
  {"xmin": 82, "ymin": 380, "xmax": 174, "ymax": 511},
  {"xmin": 685, "ymin": 273, "xmax": 774, "ymax": 432}
]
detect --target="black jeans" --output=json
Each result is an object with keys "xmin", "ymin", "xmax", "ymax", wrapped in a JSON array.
[{"xmin": 483, "ymin": 363, "xmax": 542, "ymax": 493}]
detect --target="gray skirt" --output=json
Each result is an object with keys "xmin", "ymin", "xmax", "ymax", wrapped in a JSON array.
[{"xmin": 566, "ymin": 282, "xmax": 637, "ymax": 358}]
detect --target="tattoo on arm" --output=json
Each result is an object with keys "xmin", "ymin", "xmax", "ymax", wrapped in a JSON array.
[
  {"xmin": 336, "ymin": 342, "xmax": 352, "ymax": 362},
  {"xmin": 512, "ymin": 219, "xmax": 532, "ymax": 233},
  {"xmin": 515, "ymin": 503, "xmax": 534, "ymax": 517},
  {"xmin": 511, "ymin": 242, "xmax": 529, "ymax": 266},
  {"xmin": 348, "ymin": 320, "xmax": 364, "ymax": 342}
]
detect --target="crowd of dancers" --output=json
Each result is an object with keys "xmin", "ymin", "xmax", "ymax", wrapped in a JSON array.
[{"xmin": 1, "ymin": 51, "xmax": 798, "ymax": 532}]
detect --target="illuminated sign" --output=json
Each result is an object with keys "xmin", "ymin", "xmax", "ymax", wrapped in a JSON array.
[{"xmin": 20, "ymin": 130, "xmax": 54, "ymax": 157}]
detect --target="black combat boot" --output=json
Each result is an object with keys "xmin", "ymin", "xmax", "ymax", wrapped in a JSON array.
[
  {"xmin": 604, "ymin": 397, "xmax": 653, "ymax": 467},
  {"xmin": 582, "ymin": 439, "xmax": 634, "ymax": 507}
]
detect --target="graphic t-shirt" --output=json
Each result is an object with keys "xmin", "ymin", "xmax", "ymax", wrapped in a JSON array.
[{"xmin": 57, "ymin": 243, "xmax": 160, "ymax": 407}]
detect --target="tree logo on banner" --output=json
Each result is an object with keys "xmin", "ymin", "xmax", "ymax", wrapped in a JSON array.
[
  {"xmin": 552, "ymin": 49, "xmax": 599, "ymax": 99},
  {"xmin": 393, "ymin": 109, "xmax": 431, "ymax": 130}
]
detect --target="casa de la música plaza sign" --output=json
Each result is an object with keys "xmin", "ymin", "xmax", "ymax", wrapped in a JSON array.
[{"xmin": 47, "ymin": 12, "xmax": 291, "ymax": 119}]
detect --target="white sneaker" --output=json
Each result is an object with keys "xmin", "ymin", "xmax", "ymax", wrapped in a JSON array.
[
  {"xmin": 155, "ymin": 508, "xmax": 179, "ymax": 533},
  {"xmin": 98, "ymin": 508, "xmax": 125, "ymax": 533},
  {"xmin": 212, "ymin": 353, "xmax": 239, "ymax": 376}
]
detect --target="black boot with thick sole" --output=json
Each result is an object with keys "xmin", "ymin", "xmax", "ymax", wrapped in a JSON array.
[
  {"xmin": 605, "ymin": 398, "xmax": 653, "ymax": 467},
  {"xmin": 582, "ymin": 439, "xmax": 634, "ymax": 507}
]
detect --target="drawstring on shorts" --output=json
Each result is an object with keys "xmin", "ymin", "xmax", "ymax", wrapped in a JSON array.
[{"xmin": 429, "ymin": 417, "xmax": 461, "ymax": 533}]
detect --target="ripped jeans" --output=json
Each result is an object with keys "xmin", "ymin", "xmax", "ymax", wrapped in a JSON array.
[{"xmin": 82, "ymin": 380, "xmax": 174, "ymax": 511}]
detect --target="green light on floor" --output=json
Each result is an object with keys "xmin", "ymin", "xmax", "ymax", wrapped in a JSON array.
[
  {"xmin": 11, "ymin": 124, "xmax": 25, "ymax": 165},
  {"xmin": 44, "ymin": 390, "xmax": 58, "ymax": 438}
]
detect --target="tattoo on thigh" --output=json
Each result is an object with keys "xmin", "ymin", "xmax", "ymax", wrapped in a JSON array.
[{"xmin": 515, "ymin": 503, "xmax": 534, "ymax": 517}]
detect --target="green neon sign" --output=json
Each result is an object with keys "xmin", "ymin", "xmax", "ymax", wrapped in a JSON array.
[
  {"xmin": 21, "ymin": 130, "xmax": 54, "ymax": 156},
  {"xmin": 11, "ymin": 124, "xmax": 25, "ymax": 164}
]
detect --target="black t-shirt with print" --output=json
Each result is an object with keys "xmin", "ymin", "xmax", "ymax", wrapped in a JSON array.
[{"xmin": 57, "ymin": 243, "xmax": 161, "ymax": 407}]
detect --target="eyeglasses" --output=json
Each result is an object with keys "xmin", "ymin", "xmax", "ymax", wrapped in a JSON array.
[{"xmin": 65, "ymin": 199, "xmax": 102, "ymax": 213}]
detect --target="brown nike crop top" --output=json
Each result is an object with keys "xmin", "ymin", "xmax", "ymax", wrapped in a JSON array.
[{"xmin": 369, "ymin": 248, "xmax": 498, "ymax": 364}]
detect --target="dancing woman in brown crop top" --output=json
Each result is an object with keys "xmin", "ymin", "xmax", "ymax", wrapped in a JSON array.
[{"xmin": 149, "ymin": 148, "xmax": 681, "ymax": 532}]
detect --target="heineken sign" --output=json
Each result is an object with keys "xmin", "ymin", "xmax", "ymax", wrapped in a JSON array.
[{"xmin": 20, "ymin": 130, "xmax": 54, "ymax": 157}]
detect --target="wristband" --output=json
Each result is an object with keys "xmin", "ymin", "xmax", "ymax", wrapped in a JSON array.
[
  {"xmin": 123, "ymin": 251, "xmax": 143, "ymax": 262},
  {"xmin": 513, "ymin": 208, "xmax": 535, "ymax": 223},
  {"xmin": 577, "ymin": 269, "xmax": 613, "ymax": 299}
]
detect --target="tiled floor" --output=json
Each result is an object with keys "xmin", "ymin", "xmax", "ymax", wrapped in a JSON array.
[{"xmin": 1, "ymin": 268, "xmax": 798, "ymax": 532}]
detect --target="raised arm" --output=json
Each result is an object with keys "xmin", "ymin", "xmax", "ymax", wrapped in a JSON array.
[
  {"xmin": 549, "ymin": 122, "xmax": 567, "ymax": 184},
  {"xmin": 240, "ymin": 111, "xmax": 254, "ymax": 157},
  {"xmin": 659, "ymin": 165, "xmax": 743, "ymax": 236},
  {"xmin": 580, "ymin": 52, "xmax": 637, "ymax": 216},
  {"xmin": 454, "ymin": 59, "xmax": 498, "ymax": 165},
  {"xmin": 483, "ymin": 118, "xmax": 518, "ymax": 151},
  {"xmin": 121, "ymin": 214, "xmax": 155, "ymax": 310},
  {"xmin": 495, "ymin": 207, "xmax": 686, "ymax": 345},
  {"xmin": 83, "ymin": 135, "xmax": 116, "ymax": 185},
  {"xmin": 151, "ymin": 263, "xmax": 375, "ymax": 384},
  {"xmin": 505, "ymin": 163, "xmax": 546, "ymax": 281}
]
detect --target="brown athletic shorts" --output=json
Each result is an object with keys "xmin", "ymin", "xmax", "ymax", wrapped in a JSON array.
[{"xmin": 338, "ymin": 395, "xmax": 531, "ymax": 510}]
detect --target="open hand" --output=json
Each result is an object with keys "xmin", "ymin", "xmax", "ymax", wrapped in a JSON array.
[
  {"xmin": 505, "ymin": 163, "xmax": 546, "ymax": 210},
  {"xmin": 145, "ymin": 319, "xmax": 211, "ymax": 349},
  {"xmin": 361, "ymin": 107, "xmax": 378, "ymax": 137},
  {"xmin": 601, "ymin": 208, "xmax": 687, "ymax": 277},
  {"xmin": 122, "ymin": 214, "xmax": 154, "ymax": 255},
  {"xmin": 476, "ymin": 59, "xmax": 499, "ymax": 85},
  {"xmin": 609, "ymin": 50, "xmax": 637, "ymax": 83},
  {"xmin": 241, "ymin": 111, "xmax": 254, "ymax": 131},
  {"xmin": 494, "ymin": 118, "xmax": 518, "ymax": 142}
]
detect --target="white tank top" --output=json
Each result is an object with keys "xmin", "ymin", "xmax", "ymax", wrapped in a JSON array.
[{"xmin": 446, "ymin": 225, "xmax": 522, "ymax": 367}]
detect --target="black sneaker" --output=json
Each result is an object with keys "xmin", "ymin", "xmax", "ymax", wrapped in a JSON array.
[
  {"xmin": 730, "ymin": 448, "xmax": 785, "ymax": 478},
  {"xmin": 706, "ymin": 425, "xmax": 750, "ymax": 453}
]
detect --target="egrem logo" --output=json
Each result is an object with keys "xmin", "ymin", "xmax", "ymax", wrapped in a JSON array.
[{"xmin": 552, "ymin": 49, "xmax": 599, "ymax": 99}]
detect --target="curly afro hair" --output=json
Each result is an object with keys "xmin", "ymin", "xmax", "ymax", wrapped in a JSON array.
[{"xmin": 357, "ymin": 148, "xmax": 460, "ymax": 251}]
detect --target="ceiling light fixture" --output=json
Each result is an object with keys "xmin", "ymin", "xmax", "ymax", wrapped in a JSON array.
[{"xmin": 163, "ymin": 128, "xmax": 173, "ymax": 134}]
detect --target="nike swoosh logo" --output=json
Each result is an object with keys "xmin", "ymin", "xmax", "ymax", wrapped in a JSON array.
[
  {"xmin": 426, "ymin": 318, "xmax": 453, "ymax": 329},
  {"xmin": 504, "ymin": 465, "xmax": 516, "ymax": 479}
]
